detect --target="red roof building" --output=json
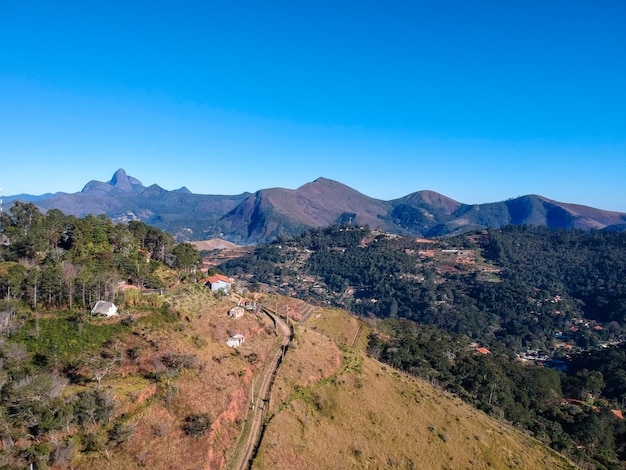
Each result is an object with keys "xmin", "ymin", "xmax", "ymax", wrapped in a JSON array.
[{"xmin": 201, "ymin": 274, "xmax": 233, "ymax": 293}]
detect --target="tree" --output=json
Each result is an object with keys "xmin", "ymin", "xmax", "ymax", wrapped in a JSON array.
[
  {"xmin": 109, "ymin": 223, "xmax": 137, "ymax": 257},
  {"xmin": 128, "ymin": 221, "xmax": 174, "ymax": 264},
  {"xmin": 24, "ymin": 266, "xmax": 40, "ymax": 310},
  {"xmin": 40, "ymin": 208, "xmax": 67, "ymax": 250},
  {"xmin": 73, "ymin": 389, "xmax": 115, "ymax": 427},
  {"xmin": 9, "ymin": 201, "xmax": 42, "ymax": 236},
  {"xmin": 0, "ymin": 262, "xmax": 26, "ymax": 300},
  {"xmin": 172, "ymin": 243, "xmax": 202, "ymax": 276},
  {"xmin": 62, "ymin": 261, "xmax": 79, "ymax": 310},
  {"xmin": 87, "ymin": 353, "xmax": 120, "ymax": 388},
  {"xmin": 40, "ymin": 260, "xmax": 63, "ymax": 308}
]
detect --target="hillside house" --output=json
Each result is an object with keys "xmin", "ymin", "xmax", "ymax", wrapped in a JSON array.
[
  {"xmin": 228, "ymin": 306, "xmax": 245, "ymax": 319},
  {"xmin": 202, "ymin": 274, "xmax": 233, "ymax": 293},
  {"xmin": 227, "ymin": 333, "xmax": 245, "ymax": 348},
  {"xmin": 91, "ymin": 301, "xmax": 118, "ymax": 317},
  {"xmin": 237, "ymin": 298, "xmax": 257, "ymax": 311}
]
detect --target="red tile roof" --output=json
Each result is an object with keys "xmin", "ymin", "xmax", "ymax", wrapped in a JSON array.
[{"xmin": 201, "ymin": 274, "xmax": 233, "ymax": 285}]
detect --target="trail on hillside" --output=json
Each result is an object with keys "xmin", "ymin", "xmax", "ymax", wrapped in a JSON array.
[{"xmin": 229, "ymin": 306, "xmax": 292, "ymax": 470}]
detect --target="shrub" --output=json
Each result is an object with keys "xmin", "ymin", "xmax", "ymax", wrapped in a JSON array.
[
  {"xmin": 182, "ymin": 413, "xmax": 211, "ymax": 436},
  {"xmin": 52, "ymin": 440, "xmax": 75, "ymax": 467},
  {"xmin": 82, "ymin": 432, "xmax": 106, "ymax": 452},
  {"xmin": 109, "ymin": 422, "xmax": 135, "ymax": 446}
]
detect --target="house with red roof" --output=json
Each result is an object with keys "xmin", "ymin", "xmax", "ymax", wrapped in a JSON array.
[{"xmin": 201, "ymin": 274, "xmax": 233, "ymax": 293}]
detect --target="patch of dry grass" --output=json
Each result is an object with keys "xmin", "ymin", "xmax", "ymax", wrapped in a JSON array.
[
  {"xmin": 304, "ymin": 306, "xmax": 362, "ymax": 348},
  {"xmin": 270, "ymin": 322, "xmax": 342, "ymax": 407}
]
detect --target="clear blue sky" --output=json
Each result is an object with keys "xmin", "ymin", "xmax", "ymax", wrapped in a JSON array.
[{"xmin": 1, "ymin": 1, "xmax": 625, "ymax": 210}]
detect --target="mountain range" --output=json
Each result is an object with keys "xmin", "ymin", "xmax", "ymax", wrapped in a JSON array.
[{"xmin": 7, "ymin": 168, "xmax": 626, "ymax": 244}]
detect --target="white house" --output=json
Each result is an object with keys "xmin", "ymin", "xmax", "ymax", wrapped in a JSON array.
[
  {"xmin": 202, "ymin": 274, "xmax": 233, "ymax": 293},
  {"xmin": 226, "ymin": 333, "xmax": 245, "ymax": 348},
  {"xmin": 91, "ymin": 300, "xmax": 118, "ymax": 317},
  {"xmin": 237, "ymin": 298, "xmax": 257, "ymax": 311},
  {"xmin": 228, "ymin": 306, "xmax": 245, "ymax": 319}
]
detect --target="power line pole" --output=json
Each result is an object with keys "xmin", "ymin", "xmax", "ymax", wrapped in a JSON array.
[{"xmin": 251, "ymin": 380, "xmax": 255, "ymax": 410}]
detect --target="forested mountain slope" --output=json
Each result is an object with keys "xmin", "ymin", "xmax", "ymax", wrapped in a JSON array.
[{"xmin": 222, "ymin": 224, "xmax": 626, "ymax": 351}]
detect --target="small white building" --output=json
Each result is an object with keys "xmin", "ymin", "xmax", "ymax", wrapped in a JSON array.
[
  {"xmin": 91, "ymin": 300, "xmax": 118, "ymax": 317},
  {"xmin": 237, "ymin": 298, "xmax": 257, "ymax": 311},
  {"xmin": 228, "ymin": 306, "xmax": 245, "ymax": 319},
  {"xmin": 227, "ymin": 333, "xmax": 245, "ymax": 348}
]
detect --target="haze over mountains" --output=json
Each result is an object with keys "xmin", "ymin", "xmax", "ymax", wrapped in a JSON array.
[{"xmin": 7, "ymin": 169, "xmax": 626, "ymax": 244}]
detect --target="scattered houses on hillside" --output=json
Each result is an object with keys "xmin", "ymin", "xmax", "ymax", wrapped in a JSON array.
[{"xmin": 91, "ymin": 301, "xmax": 118, "ymax": 317}]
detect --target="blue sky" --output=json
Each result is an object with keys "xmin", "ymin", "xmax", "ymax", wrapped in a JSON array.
[{"xmin": 1, "ymin": 1, "xmax": 625, "ymax": 210}]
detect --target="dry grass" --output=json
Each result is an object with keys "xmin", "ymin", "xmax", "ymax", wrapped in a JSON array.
[
  {"xmin": 304, "ymin": 306, "xmax": 362, "ymax": 349},
  {"xmin": 60, "ymin": 292, "xmax": 576, "ymax": 470},
  {"xmin": 255, "ymin": 329, "xmax": 577, "ymax": 470},
  {"xmin": 270, "ymin": 322, "xmax": 342, "ymax": 407},
  {"xmin": 67, "ymin": 289, "xmax": 280, "ymax": 470}
]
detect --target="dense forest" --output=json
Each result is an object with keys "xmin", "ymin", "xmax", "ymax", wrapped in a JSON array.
[
  {"xmin": 221, "ymin": 223, "xmax": 626, "ymax": 468},
  {"xmin": 222, "ymin": 224, "xmax": 626, "ymax": 352},
  {"xmin": 0, "ymin": 201, "xmax": 204, "ymax": 309}
]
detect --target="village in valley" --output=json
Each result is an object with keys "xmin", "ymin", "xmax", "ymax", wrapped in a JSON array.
[{"xmin": 192, "ymin": 230, "xmax": 625, "ymax": 376}]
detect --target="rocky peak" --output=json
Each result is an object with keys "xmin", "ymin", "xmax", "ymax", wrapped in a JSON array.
[{"xmin": 109, "ymin": 169, "xmax": 143, "ymax": 191}]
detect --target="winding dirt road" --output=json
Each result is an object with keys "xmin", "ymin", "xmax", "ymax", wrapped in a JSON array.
[{"xmin": 230, "ymin": 306, "xmax": 291, "ymax": 470}]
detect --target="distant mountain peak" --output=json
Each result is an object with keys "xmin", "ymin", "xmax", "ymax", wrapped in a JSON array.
[
  {"xmin": 110, "ymin": 168, "xmax": 128, "ymax": 187},
  {"xmin": 311, "ymin": 176, "xmax": 333, "ymax": 184},
  {"xmin": 394, "ymin": 190, "xmax": 461, "ymax": 214},
  {"xmin": 109, "ymin": 168, "xmax": 143, "ymax": 191},
  {"xmin": 82, "ymin": 169, "xmax": 144, "ymax": 193},
  {"xmin": 300, "ymin": 177, "xmax": 366, "ymax": 196}
]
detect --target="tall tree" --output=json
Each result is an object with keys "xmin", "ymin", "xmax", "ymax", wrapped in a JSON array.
[{"xmin": 172, "ymin": 243, "xmax": 202, "ymax": 276}]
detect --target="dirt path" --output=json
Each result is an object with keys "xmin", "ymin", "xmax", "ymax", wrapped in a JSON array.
[
  {"xmin": 229, "ymin": 306, "xmax": 291, "ymax": 470},
  {"xmin": 351, "ymin": 322, "xmax": 362, "ymax": 348}
]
